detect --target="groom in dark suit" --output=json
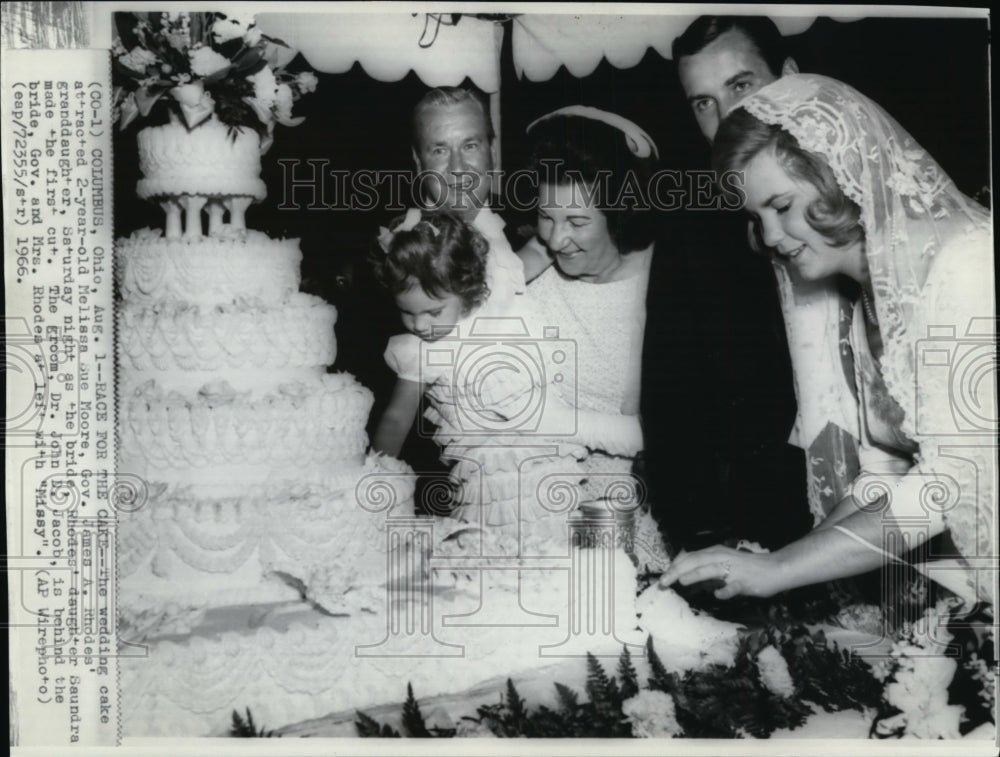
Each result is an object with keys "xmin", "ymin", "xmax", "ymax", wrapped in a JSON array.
[{"xmin": 641, "ymin": 16, "xmax": 809, "ymax": 551}]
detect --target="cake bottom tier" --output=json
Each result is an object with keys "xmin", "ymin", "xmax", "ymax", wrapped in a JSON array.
[
  {"xmin": 118, "ymin": 453, "xmax": 415, "ymax": 622},
  {"xmin": 119, "ymin": 543, "xmax": 645, "ymax": 737}
]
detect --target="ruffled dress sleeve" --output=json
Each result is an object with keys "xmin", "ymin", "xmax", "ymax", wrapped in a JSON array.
[{"xmin": 384, "ymin": 333, "xmax": 425, "ymax": 383}]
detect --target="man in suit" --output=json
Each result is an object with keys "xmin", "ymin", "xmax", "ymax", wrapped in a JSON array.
[
  {"xmin": 641, "ymin": 16, "xmax": 809, "ymax": 551},
  {"xmin": 381, "ymin": 87, "xmax": 522, "ymax": 514}
]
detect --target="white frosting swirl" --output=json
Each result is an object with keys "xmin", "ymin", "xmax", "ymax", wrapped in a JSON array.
[
  {"xmin": 116, "ymin": 228, "xmax": 301, "ymax": 308},
  {"xmin": 117, "ymin": 294, "xmax": 336, "ymax": 372},
  {"xmin": 119, "ymin": 373, "xmax": 373, "ymax": 474}
]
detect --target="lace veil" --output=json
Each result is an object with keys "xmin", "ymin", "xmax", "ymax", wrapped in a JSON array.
[{"xmin": 738, "ymin": 74, "xmax": 994, "ymax": 599}]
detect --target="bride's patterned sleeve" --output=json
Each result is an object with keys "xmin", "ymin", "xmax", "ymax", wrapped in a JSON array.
[{"xmin": 912, "ymin": 230, "xmax": 996, "ymax": 599}]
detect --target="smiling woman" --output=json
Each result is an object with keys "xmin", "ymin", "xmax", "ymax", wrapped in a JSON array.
[
  {"xmin": 661, "ymin": 74, "xmax": 995, "ymax": 605},
  {"xmin": 740, "ymin": 148, "xmax": 866, "ymax": 283},
  {"xmin": 516, "ymin": 109, "xmax": 669, "ymax": 570}
]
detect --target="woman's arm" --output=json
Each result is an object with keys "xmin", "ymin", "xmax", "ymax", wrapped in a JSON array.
[
  {"xmin": 661, "ymin": 507, "xmax": 895, "ymax": 599},
  {"xmin": 371, "ymin": 377, "xmax": 424, "ymax": 458},
  {"xmin": 661, "ymin": 488, "xmax": 948, "ymax": 599}
]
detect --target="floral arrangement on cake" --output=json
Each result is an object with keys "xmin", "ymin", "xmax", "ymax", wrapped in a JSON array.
[
  {"xmin": 871, "ymin": 599, "xmax": 995, "ymax": 739},
  {"xmin": 111, "ymin": 10, "xmax": 318, "ymax": 150},
  {"xmin": 355, "ymin": 629, "xmax": 882, "ymax": 739}
]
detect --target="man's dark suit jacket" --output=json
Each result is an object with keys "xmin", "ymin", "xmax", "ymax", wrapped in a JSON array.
[{"xmin": 640, "ymin": 209, "xmax": 811, "ymax": 550}]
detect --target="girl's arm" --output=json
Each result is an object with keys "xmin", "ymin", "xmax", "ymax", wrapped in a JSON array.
[{"xmin": 371, "ymin": 377, "xmax": 424, "ymax": 458}]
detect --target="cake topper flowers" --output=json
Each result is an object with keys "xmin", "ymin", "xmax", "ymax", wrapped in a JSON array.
[{"xmin": 111, "ymin": 11, "xmax": 317, "ymax": 151}]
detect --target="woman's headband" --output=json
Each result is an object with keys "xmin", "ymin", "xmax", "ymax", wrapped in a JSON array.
[{"xmin": 526, "ymin": 105, "xmax": 659, "ymax": 160}]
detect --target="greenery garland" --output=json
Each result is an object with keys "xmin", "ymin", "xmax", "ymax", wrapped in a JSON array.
[{"xmin": 352, "ymin": 604, "xmax": 995, "ymax": 739}]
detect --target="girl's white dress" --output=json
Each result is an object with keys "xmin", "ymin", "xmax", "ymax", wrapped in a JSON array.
[{"xmin": 384, "ymin": 244, "xmax": 591, "ymax": 546}]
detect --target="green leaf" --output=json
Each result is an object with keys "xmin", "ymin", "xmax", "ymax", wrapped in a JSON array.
[
  {"xmin": 229, "ymin": 708, "xmax": 250, "ymax": 737},
  {"xmin": 645, "ymin": 636, "xmax": 678, "ymax": 694},
  {"xmin": 134, "ymin": 86, "xmax": 167, "ymax": 117},
  {"xmin": 228, "ymin": 707, "xmax": 276, "ymax": 737},
  {"xmin": 554, "ymin": 682, "xmax": 579, "ymax": 716},
  {"xmin": 401, "ymin": 683, "xmax": 431, "ymax": 738},
  {"xmin": 355, "ymin": 710, "xmax": 400, "ymax": 738},
  {"xmin": 261, "ymin": 34, "xmax": 292, "ymax": 48},
  {"xmin": 585, "ymin": 652, "xmax": 610, "ymax": 700},
  {"xmin": 505, "ymin": 678, "xmax": 527, "ymax": 723},
  {"xmin": 617, "ymin": 645, "xmax": 639, "ymax": 700},
  {"xmin": 231, "ymin": 47, "xmax": 266, "ymax": 75}
]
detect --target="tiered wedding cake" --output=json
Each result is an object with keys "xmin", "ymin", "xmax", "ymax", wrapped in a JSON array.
[
  {"xmin": 116, "ymin": 116, "xmax": 410, "ymax": 619},
  {"xmin": 107, "ymin": 12, "xmax": 751, "ymax": 739},
  {"xmin": 113, "ymin": 116, "xmax": 426, "ymax": 733},
  {"xmin": 113, "ymin": 120, "xmax": 742, "ymax": 742}
]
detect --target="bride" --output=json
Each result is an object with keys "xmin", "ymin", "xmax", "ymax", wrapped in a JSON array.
[{"xmin": 662, "ymin": 74, "xmax": 994, "ymax": 605}]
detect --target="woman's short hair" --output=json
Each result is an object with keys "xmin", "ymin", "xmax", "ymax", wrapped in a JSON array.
[
  {"xmin": 371, "ymin": 212, "xmax": 490, "ymax": 312},
  {"xmin": 713, "ymin": 108, "xmax": 863, "ymax": 251},
  {"xmin": 528, "ymin": 114, "xmax": 658, "ymax": 254}
]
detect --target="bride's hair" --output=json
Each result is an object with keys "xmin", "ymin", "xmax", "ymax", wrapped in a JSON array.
[{"xmin": 713, "ymin": 107, "xmax": 864, "ymax": 252}]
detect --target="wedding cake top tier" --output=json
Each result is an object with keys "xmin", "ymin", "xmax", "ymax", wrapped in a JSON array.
[{"xmin": 137, "ymin": 117, "xmax": 267, "ymax": 201}]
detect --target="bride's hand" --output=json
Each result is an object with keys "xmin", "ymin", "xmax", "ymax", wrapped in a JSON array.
[{"xmin": 659, "ymin": 545, "xmax": 784, "ymax": 600}]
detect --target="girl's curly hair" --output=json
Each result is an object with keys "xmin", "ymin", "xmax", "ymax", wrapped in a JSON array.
[{"xmin": 371, "ymin": 212, "xmax": 491, "ymax": 313}]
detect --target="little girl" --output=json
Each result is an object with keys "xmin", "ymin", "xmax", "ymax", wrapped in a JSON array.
[{"xmin": 371, "ymin": 210, "xmax": 644, "ymax": 536}]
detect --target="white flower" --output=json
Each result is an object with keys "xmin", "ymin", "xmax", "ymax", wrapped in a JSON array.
[
  {"xmin": 454, "ymin": 718, "xmax": 497, "ymax": 738},
  {"xmin": 243, "ymin": 25, "xmax": 262, "ymax": 46},
  {"xmin": 166, "ymin": 28, "xmax": 191, "ymax": 51},
  {"xmin": 757, "ymin": 645, "xmax": 795, "ymax": 698},
  {"xmin": 886, "ymin": 684, "xmax": 963, "ymax": 740},
  {"xmin": 295, "ymin": 71, "xmax": 318, "ymax": 94},
  {"xmin": 966, "ymin": 654, "xmax": 996, "ymax": 710},
  {"xmin": 621, "ymin": 690, "xmax": 683, "ymax": 738},
  {"xmin": 119, "ymin": 46, "xmax": 159, "ymax": 72},
  {"xmin": 211, "ymin": 15, "xmax": 250, "ymax": 44},
  {"xmin": 247, "ymin": 66, "xmax": 278, "ymax": 106},
  {"xmin": 274, "ymin": 83, "xmax": 295, "ymax": 120},
  {"xmin": 226, "ymin": 12, "xmax": 257, "ymax": 29},
  {"xmin": 188, "ymin": 46, "xmax": 231, "ymax": 77},
  {"xmin": 879, "ymin": 604, "xmax": 968, "ymax": 740}
]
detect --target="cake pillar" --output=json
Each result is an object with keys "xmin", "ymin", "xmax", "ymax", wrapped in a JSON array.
[
  {"xmin": 160, "ymin": 199, "xmax": 183, "ymax": 240},
  {"xmin": 225, "ymin": 196, "xmax": 253, "ymax": 231},
  {"xmin": 205, "ymin": 201, "xmax": 226, "ymax": 235},
  {"xmin": 180, "ymin": 195, "xmax": 207, "ymax": 240}
]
